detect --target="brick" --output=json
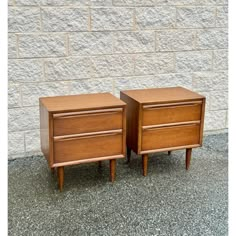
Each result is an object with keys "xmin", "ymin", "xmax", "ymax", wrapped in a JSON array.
[
  {"xmin": 8, "ymin": 83, "xmax": 21, "ymax": 108},
  {"xmin": 8, "ymin": 0, "xmax": 14, "ymax": 5},
  {"xmin": 205, "ymin": 110, "xmax": 227, "ymax": 131},
  {"xmin": 213, "ymin": 50, "xmax": 228, "ymax": 70},
  {"xmin": 8, "ymin": 107, "xmax": 39, "ymax": 132},
  {"xmin": 8, "ymin": 7, "xmax": 40, "ymax": 32},
  {"xmin": 91, "ymin": 8, "xmax": 133, "ymax": 31},
  {"xmin": 42, "ymin": 8, "xmax": 88, "ymax": 32},
  {"xmin": 216, "ymin": 6, "xmax": 228, "ymax": 27},
  {"xmin": 21, "ymin": 82, "xmax": 70, "ymax": 106},
  {"xmin": 69, "ymin": 78, "xmax": 113, "ymax": 94},
  {"xmin": 8, "ymin": 132, "xmax": 25, "ymax": 157},
  {"xmin": 69, "ymin": 32, "xmax": 113, "ymax": 55},
  {"xmin": 90, "ymin": 54, "xmax": 134, "ymax": 78},
  {"xmin": 210, "ymin": 90, "xmax": 228, "ymax": 110},
  {"xmin": 156, "ymin": 30, "xmax": 195, "ymax": 52},
  {"xmin": 155, "ymin": 73, "xmax": 192, "ymax": 89},
  {"xmin": 114, "ymin": 75, "xmax": 157, "ymax": 96},
  {"xmin": 197, "ymin": 91, "xmax": 210, "ymax": 111},
  {"xmin": 196, "ymin": 29, "xmax": 228, "ymax": 50},
  {"xmin": 45, "ymin": 57, "xmax": 91, "ymax": 80},
  {"xmin": 176, "ymin": 7, "xmax": 215, "ymax": 28},
  {"xmin": 176, "ymin": 51, "xmax": 212, "ymax": 72},
  {"xmin": 134, "ymin": 53, "xmax": 175, "ymax": 75},
  {"xmin": 18, "ymin": 34, "xmax": 66, "ymax": 58},
  {"xmin": 192, "ymin": 71, "xmax": 228, "ymax": 91},
  {"xmin": 8, "ymin": 59, "xmax": 43, "ymax": 82},
  {"xmin": 136, "ymin": 7, "xmax": 176, "ymax": 29},
  {"xmin": 8, "ymin": 34, "xmax": 17, "ymax": 59},
  {"xmin": 113, "ymin": 31, "xmax": 155, "ymax": 53},
  {"xmin": 25, "ymin": 130, "xmax": 41, "ymax": 155}
]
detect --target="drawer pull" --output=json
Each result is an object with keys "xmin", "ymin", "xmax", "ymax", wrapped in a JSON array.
[
  {"xmin": 143, "ymin": 123, "xmax": 200, "ymax": 131},
  {"xmin": 143, "ymin": 101, "xmax": 202, "ymax": 110},
  {"xmin": 142, "ymin": 121, "xmax": 200, "ymax": 130},
  {"xmin": 54, "ymin": 129, "xmax": 122, "ymax": 141},
  {"xmin": 53, "ymin": 108, "xmax": 122, "ymax": 118}
]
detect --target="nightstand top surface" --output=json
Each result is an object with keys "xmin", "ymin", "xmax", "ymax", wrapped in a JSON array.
[
  {"xmin": 120, "ymin": 87, "xmax": 204, "ymax": 104},
  {"xmin": 40, "ymin": 93, "xmax": 125, "ymax": 112}
]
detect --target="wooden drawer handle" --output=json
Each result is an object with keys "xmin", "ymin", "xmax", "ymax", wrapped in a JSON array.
[
  {"xmin": 143, "ymin": 123, "xmax": 199, "ymax": 131},
  {"xmin": 143, "ymin": 101, "xmax": 202, "ymax": 110},
  {"xmin": 142, "ymin": 121, "xmax": 200, "ymax": 130},
  {"xmin": 54, "ymin": 129, "xmax": 122, "ymax": 142},
  {"xmin": 53, "ymin": 108, "xmax": 122, "ymax": 119}
]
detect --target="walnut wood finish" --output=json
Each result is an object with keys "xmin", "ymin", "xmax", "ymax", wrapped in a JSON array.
[
  {"xmin": 186, "ymin": 148, "xmax": 192, "ymax": 170},
  {"xmin": 120, "ymin": 87, "xmax": 205, "ymax": 175},
  {"xmin": 40, "ymin": 93, "xmax": 126, "ymax": 191},
  {"xmin": 57, "ymin": 167, "xmax": 64, "ymax": 192},
  {"xmin": 110, "ymin": 159, "xmax": 116, "ymax": 182},
  {"xmin": 53, "ymin": 109, "xmax": 122, "ymax": 136},
  {"xmin": 98, "ymin": 161, "xmax": 102, "ymax": 168},
  {"xmin": 142, "ymin": 154, "xmax": 148, "ymax": 176}
]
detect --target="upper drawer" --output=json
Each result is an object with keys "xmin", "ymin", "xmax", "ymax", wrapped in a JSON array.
[
  {"xmin": 142, "ymin": 101, "xmax": 202, "ymax": 126},
  {"xmin": 53, "ymin": 108, "xmax": 123, "ymax": 136}
]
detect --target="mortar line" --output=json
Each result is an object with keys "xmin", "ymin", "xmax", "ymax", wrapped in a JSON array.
[{"xmin": 39, "ymin": 7, "xmax": 43, "ymax": 32}]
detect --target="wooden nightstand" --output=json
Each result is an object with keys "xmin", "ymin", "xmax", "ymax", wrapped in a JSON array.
[
  {"xmin": 40, "ymin": 93, "xmax": 126, "ymax": 191},
  {"xmin": 120, "ymin": 87, "xmax": 205, "ymax": 176}
]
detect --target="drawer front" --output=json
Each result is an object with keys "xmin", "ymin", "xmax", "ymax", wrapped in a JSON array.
[
  {"xmin": 142, "ymin": 102, "xmax": 202, "ymax": 126},
  {"xmin": 141, "ymin": 124, "xmax": 200, "ymax": 151},
  {"xmin": 54, "ymin": 132, "xmax": 123, "ymax": 163},
  {"xmin": 53, "ymin": 108, "xmax": 123, "ymax": 136}
]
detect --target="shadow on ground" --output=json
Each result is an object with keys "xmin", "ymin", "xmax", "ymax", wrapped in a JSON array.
[{"xmin": 8, "ymin": 133, "xmax": 228, "ymax": 236}]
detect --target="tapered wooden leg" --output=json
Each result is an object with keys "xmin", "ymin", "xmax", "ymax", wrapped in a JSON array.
[
  {"xmin": 142, "ymin": 154, "xmax": 148, "ymax": 177},
  {"xmin": 98, "ymin": 161, "xmax": 102, "ymax": 168},
  {"xmin": 127, "ymin": 147, "xmax": 131, "ymax": 163},
  {"xmin": 57, "ymin": 166, "xmax": 64, "ymax": 191},
  {"xmin": 50, "ymin": 167, "xmax": 55, "ymax": 174},
  {"xmin": 168, "ymin": 151, "xmax": 171, "ymax": 155},
  {"xmin": 110, "ymin": 159, "xmax": 116, "ymax": 182},
  {"xmin": 186, "ymin": 148, "xmax": 192, "ymax": 170}
]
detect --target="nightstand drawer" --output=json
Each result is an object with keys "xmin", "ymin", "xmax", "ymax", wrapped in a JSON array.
[
  {"xmin": 53, "ymin": 108, "xmax": 123, "ymax": 136},
  {"xmin": 141, "ymin": 124, "xmax": 200, "ymax": 151},
  {"xmin": 54, "ymin": 132, "xmax": 123, "ymax": 163},
  {"xmin": 142, "ymin": 102, "xmax": 202, "ymax": 126}
]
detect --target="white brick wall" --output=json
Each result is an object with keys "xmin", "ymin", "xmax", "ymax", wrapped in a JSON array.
[{"xmin": 8, "ymin": 0, "xmax": 228, "ymax": 159}]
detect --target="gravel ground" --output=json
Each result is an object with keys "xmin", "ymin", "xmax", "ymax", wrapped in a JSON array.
[{"xmin": 8, "ymin": 133, "xmax": 228, "ymax": 236}]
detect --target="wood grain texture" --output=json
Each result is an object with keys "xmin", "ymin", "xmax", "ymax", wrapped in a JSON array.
[
  {"xmin": 110, "ymin": 159, "xmax": 116, "ymax": 182},
  {"xmin": 40, "ymin": 93, "xmax": 126, "ymax": 189},
  {"xmin": 40, "ymin": 101, "xmax": 49, "ymax": 163},
  {"xmin": 142, "ymin": 154, "xmax": 148, "ymax": 177},
  {"xmin": 120, "ymin": 92, "xmax": 140, "ymax": 154},
  {"xmin": 199, "ymin": 97, "xmax": 206, "ymax": 145},
  {"xmin": 54, "ymin": 132, "xmax": 123, "ymax": 163},
  {"xmin": 142, "ymin": 103, "xmax": 201, "ymax": 126},
  {"xmin": 142, "ymin": 124, "xmax": 200, "ymax": 151},
  {"xmin": 120, "ymin": 87, "xmax": 205, "ymax": 175},
  {"xmin": 40, "ymin": 93, "xmax": 125, "ymax": 112},
  {"xmin": 54, "ymin": 110, "xmax": 122, "ymax": 136},
  {"xmin": 186, "ymin": 148, "xmax": 192, "ymax": 170},
  {"xmin": 121, "ymin": 87, "xmax": 204, "ymax": 104},
  {"xmin": 57, "ymin": 166, "xmax": 64, "ymax": 192}
]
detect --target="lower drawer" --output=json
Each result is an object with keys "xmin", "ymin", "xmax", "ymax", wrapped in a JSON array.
[
  {"xmin": 54, "ymin": 132, "xmax": 123, "ymax": 163},
  {"xmin": 141, "ymin": 124, "xmax": 200, "ymax": 151}
]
